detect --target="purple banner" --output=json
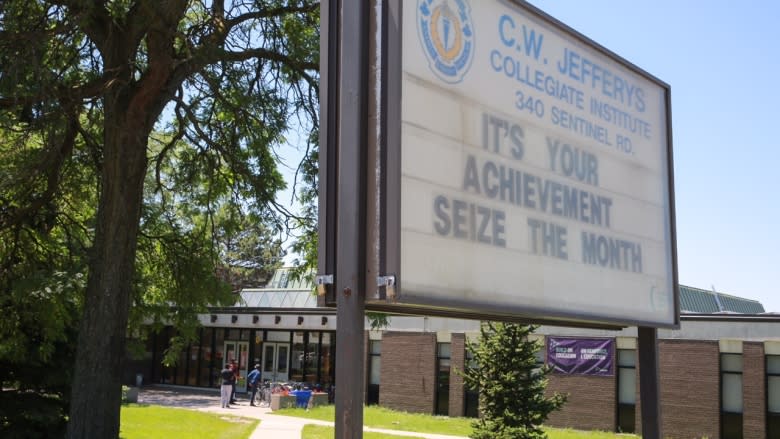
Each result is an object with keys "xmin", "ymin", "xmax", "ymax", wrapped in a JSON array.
[{"xmin": 547, "ymin": 337, "xmax": 614, "ymax": 376}]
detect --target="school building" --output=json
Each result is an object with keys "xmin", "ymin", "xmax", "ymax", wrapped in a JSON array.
[{"xmin": 127, "ymin": 268, "xmax": 780, "ymax": 439}]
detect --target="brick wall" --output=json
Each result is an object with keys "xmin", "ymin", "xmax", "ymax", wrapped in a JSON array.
[
  {"xmin": 375, "ymin": 331, "xmax": 770, "ymax": 438},
  {"xmin": 379, "ymin": 332, "xmax": 436, "ymax": 413},
  {"xmin": 658, "ymin": 340, "xmax": 720, "ymax": 439},
  {"xmin": 449, "ymin": 333, "xmax": 466, "ymax": 417},
  {"xmin": 743, "ymin": 342, "xmax": 766, "ymax": 438},
  {"xmin": 546, "ymin": 373, "xmax": 616, "ymax": 431}
]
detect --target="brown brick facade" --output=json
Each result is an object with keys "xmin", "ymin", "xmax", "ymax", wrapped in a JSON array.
[
  {"xmin": 743, "ymin": 342, "xmax": 766, "ymax": 438},
  {"xmin": 658, "ymin": 340, "xmax": 720, "ymax": 439},
  {"xmin": 373, "ymin": 333, "xmax": 771, "ymax": 438},
  {"xmin": 546, "ymin": 373, "xmax": 616, "ymax": 431},
  {"xmin": 379, "ymin": 332, "xmax": 437, "ymax": 413},
  {"xmin": 449, "ymin": 333, "xmax": 466, "ymax": 417}
]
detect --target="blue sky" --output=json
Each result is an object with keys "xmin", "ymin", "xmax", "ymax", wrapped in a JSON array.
[{"xmin": 526, "ymin": 0, "xmax": 780, "ymax": 312}]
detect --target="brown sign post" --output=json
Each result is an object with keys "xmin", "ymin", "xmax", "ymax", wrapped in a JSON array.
[{"xmin": 319, "ymin": 0, "xmax": 370, "ymax": 437}]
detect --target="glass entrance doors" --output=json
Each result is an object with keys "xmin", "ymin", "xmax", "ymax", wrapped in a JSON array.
[
  {"xmin": 223, "ymin": 341, "xmax": 249, "ymax": 392},
  {"xmin": 262, "ymin": 342, "xmax": 289, "ymax": 382}
]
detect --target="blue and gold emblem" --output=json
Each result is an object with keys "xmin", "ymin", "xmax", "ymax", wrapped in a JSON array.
[{"xmin": 417, "ymin": 0, "xmax": 475, "ymax": 84}]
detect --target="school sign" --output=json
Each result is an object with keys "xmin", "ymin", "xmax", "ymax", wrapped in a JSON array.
[
  {"xmin": 374, "ymin": 0, "xmax": 678, "ymax": 328},
  {"xmin": 319, "ymin": 0, "xmax": 678, "ymax": 329}
]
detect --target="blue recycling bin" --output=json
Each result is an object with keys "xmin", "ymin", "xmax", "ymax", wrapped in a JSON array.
[{"xmin": 292, "ymin": 390, "xmax": 311, "ymax": 408}]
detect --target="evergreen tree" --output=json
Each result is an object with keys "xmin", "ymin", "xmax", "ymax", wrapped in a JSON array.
[{"xmin": 461, "ymin": 322, "xmax": 567, "ymax": 439}]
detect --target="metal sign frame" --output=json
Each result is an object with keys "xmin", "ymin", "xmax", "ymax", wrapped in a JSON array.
[
  {"xmin": 368, "ymin": 0, "xmax": 680, "ymax": 330},
  {"xmin": 319, "ymin": 1, "xmax": 671, "ymax": 437}
]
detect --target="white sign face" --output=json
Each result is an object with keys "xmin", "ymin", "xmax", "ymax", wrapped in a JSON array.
[{"xmin": 399, "ymin": 0, "xmax": 676, "ymax": 326}]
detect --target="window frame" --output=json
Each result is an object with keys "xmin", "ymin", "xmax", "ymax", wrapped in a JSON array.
[
  {"xmin": 720, "ymin": 352, "xmax": 743, "ymax": 439},
  {"xmin": 767, "ymin": 355, "xmax": 780, "ymax": 438},
  {"xmin": 615, "ymin": 348, "xmax": 637, "ymax": 434},
  {"xmin": 435, "ymin": 342, "xmax": 451, "ymax": 416},
  {"xmin": 367, "ymin": 340, "xmax": 381, "ymax": 405}
]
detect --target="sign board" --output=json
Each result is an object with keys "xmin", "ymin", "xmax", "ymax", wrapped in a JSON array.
[
  {"xmin": 547, "ymin": 337, "xmax": 615, "ymax": 376},
  {"xmin": 373, "ymin": 0, "xmax": 679, "ymax": 328}
]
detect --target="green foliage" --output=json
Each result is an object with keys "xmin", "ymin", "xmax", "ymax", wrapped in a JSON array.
[
  {"xmin": 461, "ymin": 322, "xmax": 567, "ymax": 439},
  {"xmin": 1, "ymin": 0, "xmax": 320, "ymax": 436},
  {"xmin": 0, "ymin": 118, "xmax": 92, "ymax": 435},
  {"xmin": 0, "ymin": 391, "xmax": 71, "ymax": 439},
  {"xmin": 288, "ymin": 129, "xmax": 319, "ymax": 281},
  {"xmin": 212, "ymin": 208, "xmax": 285, "ymax": 291},
  {"xmin": 0, "ymin": 272, "xmax": 84, "ymax": 438},
  {"xmin": 366, "ymin": 312, "xmax": 390, "ymax": 330}
]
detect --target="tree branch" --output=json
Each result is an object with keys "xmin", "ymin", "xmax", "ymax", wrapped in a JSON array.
[
  {"xmin": 0, "ymin": 71, "xmax": 124, "ymax": 110},
  {"xmin": 52, "ymin": 0, "xmax": 112, "ymax": 53},
  {"xmin": 225, "ymin": 3, "xmax": 319, "ymax": 30}
]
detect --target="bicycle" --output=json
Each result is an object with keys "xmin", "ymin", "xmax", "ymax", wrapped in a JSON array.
[{"xmin": 257, "ymin": 381, "xmax": 275, "ymax": 408}]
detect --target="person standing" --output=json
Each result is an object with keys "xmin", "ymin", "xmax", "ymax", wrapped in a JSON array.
[
  {"xmin": 220, "ymin": 364, "xmax": 233, "ymax": 408},
  {"xmin": 247, "ymin": 364, "xmax": 261, "ymax": 406},
  {"xmin": 229, "ymin": 360, "xmax": 239, "ymax": 404}
]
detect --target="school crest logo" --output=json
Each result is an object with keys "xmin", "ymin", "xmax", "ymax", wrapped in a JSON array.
[{"xmin": 417, "ymin": 0, "xmax": 475, "ymax": 84}]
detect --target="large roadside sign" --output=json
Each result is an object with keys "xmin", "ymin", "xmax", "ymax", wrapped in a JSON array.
[{"xmin": 371, "ymin": 0, "xmax": 679, "ymax": 329}]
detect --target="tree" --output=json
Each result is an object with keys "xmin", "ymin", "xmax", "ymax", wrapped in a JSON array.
[
  {"xmin": 214, "ymin": 208, "xmax": 285, "ymax": 290},
  {"xmin": 0, "ymin": 1, "xmax": 319, "ymax": 437},
  {"xmin": 0, "ymin": 121, "xmax": 96, "ymax": 437},
  {"xmin": 461, "ymin": 322, "xmax": 567, "ymax": 439}
]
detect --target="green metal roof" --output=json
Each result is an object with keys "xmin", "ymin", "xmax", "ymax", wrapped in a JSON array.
[
  {"xmin": 715, "ymin": 292, "xmax": 766, "ymax": 314},
  {"xmin": 236, "ymin": 267, "xmax": 317, "ymax": 309},
  {"xmin": 265, "ymin": 268, "xmax": 313, "ymax": 290},
  {"xmin": 679, "ymin": 285, "xmax": 765, "ymax": 314},
  {"xmin": 238, "ymin": 288, "xmax": 319, "ymax": 309}
]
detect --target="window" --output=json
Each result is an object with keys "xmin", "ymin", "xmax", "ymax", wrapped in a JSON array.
[
  {"xmin": 320, "ymin": 333, "xmax": 334, "ymax": 387},
  {"xmin": 721, "ymin": 353, "xmax": 743, "ymax": 439},
  {"xmin": 290, "ymin": 332, "xmax": 305, "ymax": 382},
  {"xmin": 367, "ymin": 341, "xmax": 381, "ymax": 405},
  {"xmin": 187, "ymin": 344, "xmax": 200, "ymax": 386},
  {"xmin": 212, "ymin": 327, "xmax": 225, "ymax": 384},
  {"xmin": 278, "ymin": 271, "xmax": 289, "ymax": 288},
  {"xmin": 435, "ymin": 343, "xmax": 451, "ymax": 416},
  {"xmin": 768, "ymin": 355, "xmax": 780, "ymax": 437},
  {"xmin": 305, "ymin": 332, "xmax": 320, "ymax": 384},
  {"xmin": 464, "ymin": 349, "xmax": 479, "ymax": 418},
  {"xmin": 175, "ymin": 340, "xmax": 189, "ymax": 385},
  {"xmin": 199, "ymin": 328, "xmax": 214, "ymax": 387},
  {"xmin": 616, "ymin": 349, "xmax": 636, "ymax": 433}
]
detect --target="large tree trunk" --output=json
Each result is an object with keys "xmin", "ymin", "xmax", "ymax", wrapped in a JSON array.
[
  {"xmin": 64, "ymin": 3, "xmax": 191, "ymax": 436},
  {"xmin": 66, "ymin": 91, "xmax": 150, "ymax": 438}
]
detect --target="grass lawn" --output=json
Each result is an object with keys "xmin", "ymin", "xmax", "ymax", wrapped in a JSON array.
[
  {"xmin": 302, "ymin": 424, "xmax": 425, "ymax": 439},
  {"xmin": 276, "ymin": 405, "xmax": 471, "ymax": 436},
  {"xmin": 119, "ymin": 404, "xmax": 258, "ymax": 439},
  {"xmin": 279, "ymin": 405, "xmax": 638, "ymax": 439}
]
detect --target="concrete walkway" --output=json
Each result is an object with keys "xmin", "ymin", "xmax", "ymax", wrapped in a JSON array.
[{"xmin": 138, "ymin": 386, "xmax": 467, "ymax": 439}]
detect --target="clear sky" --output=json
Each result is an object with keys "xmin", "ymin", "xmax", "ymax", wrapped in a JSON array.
[{"xmin": 526, "ymin": 0, "xmax": 780, "ymax": 312}]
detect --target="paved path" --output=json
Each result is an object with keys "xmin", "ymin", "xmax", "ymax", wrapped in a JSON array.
[{"xmin": 138, "ymin": 386, "xmax": 467, "ymax": 439}]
